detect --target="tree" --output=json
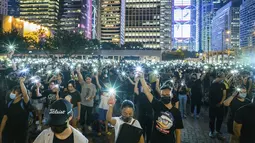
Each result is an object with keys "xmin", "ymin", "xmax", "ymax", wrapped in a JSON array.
[
  {"xmin": 46, "ymin": 30, "xmax": 92, "ymax": 56},
  {"xmin": 0, "ymin": 29, "xmax": 29, "ymax": 53},
  {"xmin": 122, "ymin": 42, "xmax": 143, "ymax": 50},
  {"xmin": 101, "ymin": 42, "xmax": 120, "ymax": 50}
]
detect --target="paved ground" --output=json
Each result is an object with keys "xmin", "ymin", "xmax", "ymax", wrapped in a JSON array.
[{"xmin": 85, "ymin": 107, "xmax": 230, "ymax": 143}]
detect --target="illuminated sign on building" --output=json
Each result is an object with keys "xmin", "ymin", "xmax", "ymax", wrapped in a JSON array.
[{"xmin": 174, "ymin": 0, "xmax": 191, "ymax": 39}]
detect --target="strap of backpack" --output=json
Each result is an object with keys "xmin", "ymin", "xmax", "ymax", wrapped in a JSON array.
[
  {"xmin": 131, "ymin": 119, "xmax": 136, "ymax": 125},
  {"xmin": 8, "ymin": 100, "xmax": 14, "ymax": 108}
]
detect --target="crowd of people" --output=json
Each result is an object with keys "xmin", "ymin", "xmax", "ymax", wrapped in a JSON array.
[{"xmin": 0, "ymin": 53, "xmax": 254, "ymax": 143}]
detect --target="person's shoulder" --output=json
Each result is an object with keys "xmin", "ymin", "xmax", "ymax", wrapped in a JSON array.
[{"xmin": 72, "ymin": 127, "xmax": 89, "ymax": 143}]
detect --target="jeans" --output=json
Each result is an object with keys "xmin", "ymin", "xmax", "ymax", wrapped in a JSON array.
[
  {"xmin": 80, "ymin": 105, "xmax": 93, "ymax": 126},
  {"xmin": 179, "ymin": 94, "xmax": 187, "ymax": 117}
]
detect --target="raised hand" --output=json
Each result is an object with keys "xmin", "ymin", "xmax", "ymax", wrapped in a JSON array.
[
  {"xmin": 19, "ymin": 77, "xmax": 26, "ymax": 83},
  {"xmin": 108, "ymin": 96, "xmax": 116, "ymax": 106}
]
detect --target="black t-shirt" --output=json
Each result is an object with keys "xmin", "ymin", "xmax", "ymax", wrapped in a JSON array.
[
  {"xmin": 190, "ymin": 80, "xmax": 202, "ymax": 101},
  {"xmin": 171, "ymin": 90, "xmax": 179, "ymax": 107},
  {"xmin": 135, "ymin": 93, "xmax": 153, "ymax": 114},
  {"xmin": 63, "ymin": 90, "xmax": 81, "ymax": 108},
  {"xmin": 53, "ymin": 132, "xmax": 74, "ymax": 143},
  {"xmin": 209, "ymin": 81, "xmax": 226, "ymax": 106},
  {"xmin": 43, "ymin": 90, "xmax": 58, "ymax": 107},
  {"xmin": 4, "ymin": 99, "xmax": 30, "ymax": 131},
  {"xmin": 31, "ymin": 86, "xmax": 44, "ymax": 100},
  {"xmin": 228, "ymin": 97, "xmax": 250, "ymax": 122},
  {"xmin": 234, "ymin": 103, "xmax": 255, "ymax": 143},
  {"xmin": 150, "ymin": 98, "xmax": 184, "ymax": 143}
]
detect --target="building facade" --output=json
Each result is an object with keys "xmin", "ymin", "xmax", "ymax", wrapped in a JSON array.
[
  {"xmin": 99, "ymin": 0, "xmax": 125, "ymax": 45},
  {"xmin": 0, "ymin": 0, "xmax": 8, "ymax": 15},
  {"xmin": 172, "ymin": 0, "xmax": 195, "ymax": 51},
  {"xmin": 240, "ymin": 0, "xmax": 255, "ymax": 48},
  {"xmin": 125, "ymin": 0, "xmax": 161, "ymax": 49},
  {"xmin": 59, "ymin": 0, "xmax": 92, "ymax": 39},
  {"xmin": 211, "ymin": 1, "xmax": 240, "ymax": 51},
  {"xmin": 8, "ymin": 0, "xmax": 20, "ymax": 17},
  {"xmin": 19, "ymin": 0, "xmax": 59, "ymax": 29}
]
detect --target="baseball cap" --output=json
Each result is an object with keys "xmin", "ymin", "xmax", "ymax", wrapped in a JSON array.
[{"xmin": 48, "ymin": 99, "xmax": 72, "ymax": 126}]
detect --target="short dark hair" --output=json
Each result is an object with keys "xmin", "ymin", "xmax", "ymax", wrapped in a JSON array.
[
  {"xmin": 121, "ymin": 100, "xmax": 135, "ymax": 110},
  {"xmin": 11, "ymin": 85, "xmax": 21, "ymax": 94},
  {"xmin": 160, "ymin": 80, "xmax": 173, "ymax": 90}
]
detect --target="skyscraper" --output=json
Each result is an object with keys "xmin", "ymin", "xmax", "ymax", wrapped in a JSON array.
[
  {"xmin": 211, "ymin": 1, "xmax": 240, "ymax": 51},
  {"xmin": 173, "ymin": 0, "xmax": 194, "ymax": 51},
  {"xmin": 125, "ymin": 0, "xmax": 161, "ymax": 49},
  {"xmin": 240, "ymin": 0, "xmax": 255, "ymax": 48},
  {"xmin": 99, "ymin": 0, "xmax": 125, "ymax": 45},
  {"xmin": 19, "ymin": 0, "xmax": 59, "ymax": 29},
  {"xmin": 59, "ymin": 0, "xmax": 92, "ymax": 39},
  {"xmin": 0, "ymin": 0, "xmax": 8, "ymax": 15},
  {"xmin": 8, "ymin": 0, "xmax": 20, "ymax": 17}
]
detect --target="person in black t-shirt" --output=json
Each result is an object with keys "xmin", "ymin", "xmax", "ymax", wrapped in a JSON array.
[
  {"xmin": 233, "ymin": 97, "xmax": 255, "ymax": 143},
  {"xmin": 63, "ymin": 80, "xmax": 81, "ymax": 129},
  {"xmin": 30, "ymin": 82, "xmax": 45, "ymax": 131},
  {"xmin": 0, "ymin": 77, "xmax": 30, "ymax": 143},
  {"xmin": 134, "ymin": 77, "xmax": 153, "ymax": 143},
  {"xmin": 140, "ymin": 73, "xmax": 183, "ymax": 143},
  {"xmin": 208, "ymin": 72, "xmax": 227, "ymax": 141},
  {"xmin": 42, "ymin": 81, "xmax": 60, "ymax": 124},
  {"xmin": 223, "ymin": 86, "xmax": 250, "ymax": 143}
]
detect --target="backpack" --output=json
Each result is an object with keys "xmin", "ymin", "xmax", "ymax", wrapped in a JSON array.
[{"xmin": 8, "ymin": 99, "xmax": 34, "ymax": 127}]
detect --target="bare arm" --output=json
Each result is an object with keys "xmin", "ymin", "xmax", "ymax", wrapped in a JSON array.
[
  {"xmin": 223, "ymin": 92, "xmax": 237, "ymax": 106},
  {"xmin": 77, "ymin": 102, "xmax": 81, "ymax": 120},
  {"xmin": 134, "ymin": 77, "xmax": 139, "ymax": 95},
  {"xmin": 138, "ymin": 135, "xmax": 145, "ymax": 143},
  {"xmin": 20, "ymin": 78, "xmax": 29, "ymax": 104},
  {"xmin": 156, "ymin": 78, "xmax": 161, "ymax": 95},
  {"xmin": 76, "ymin": 67, "xmax": 84, "ymax": 84},
  {"xmin": 95, "ymin": 73, "xmax": 102, "ymax": 90},
  {"xmin": 106, "ymin": 105, "xmax": 116, "ymax": 126},
  {"xmin": 127, "ymin": 77, "xmax": 135, "ymax": 85},
  {"xmin": 175, "ymin": 129, "xmax": 181, "ymax": 143},
  {"xmin": 0, "ymin": 115, "xmax": 8, "ymax": 136},
  {"xmin": 220, "ymin": 90, "xmax": 227, "ymax": 104},
  {"xmin": 233, "ymin": 121, "xmax": 242, "ymax": 137},
  {"xmin": 248, "ymin": 79, "xmax": 252, "ymax": 93},
  {"xmin": 140, "ymin": 75, "xmax": 153, "ymax": 103}
]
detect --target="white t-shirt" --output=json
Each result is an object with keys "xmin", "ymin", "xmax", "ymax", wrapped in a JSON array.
[
  {"xmin": 113, "ymin": 117, "xmax": 142, "ymax": 142},
  {"xmin": 98, "ymin": 92, "xmax": 110, "ymax": 110}
]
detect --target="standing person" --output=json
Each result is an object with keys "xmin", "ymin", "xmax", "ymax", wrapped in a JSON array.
[
  {"xmin": 95, "ymin": 72, "xmax": 112, "ymax": 135},
  {"xmin": 106, "ymin": 98, "xmax": 144, "ymax": 143},
  {"xmin": 64, "ymin": 80, "xmax": 81, "ymax": 129},
  {"xmin": 243, "ymin": 72, "xmax": 253, "ymax": 100},
  {"xmin": 190, "ymin": 73, "xmax": 204, "ymax": 118},
  {"xmin": 34, "ymin": 99, "xmax": 88, "ymax": 143},
  {"xmin": 224, "ymin": 86, "xmax": 250, "ymax": 143},
  {"xmin": 30, "ymin": 82, "xmax": 44, "ymax": 131},
  {"xmin": 0, "ymin": 77, "xmax": 30, "ymax": 143},
  {"xmin": 140, "ymin": 74, "xmax": 184, "ymax": 143},
  {"xmin": 233, "ymin": 97, "xmax": 255, "ymax": 143},
  {"xmin": 42, "ymin": 81, "xmax": 60, "ymax": 124},
  {"xmin": 76, "ymin": 67, "xmax": 96, "ymax": 132},
  {"xmin": 134, "ymin": 77, "xmax": 153, "ymax": 143},
  {"xmin": 208, "ymin": 72, "xmax": 227, "ymax": 140},
  {"xmin": 178, "ymin": 80, "xmax": 189, "ymax": 118}
]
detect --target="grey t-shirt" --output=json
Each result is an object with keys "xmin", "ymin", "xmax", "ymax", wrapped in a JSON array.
[{"xmin": 80, "ymin": 81, "xmax": 96, "ymax": 107}]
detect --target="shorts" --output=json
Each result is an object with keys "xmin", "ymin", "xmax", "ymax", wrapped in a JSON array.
[
  {"xmin": 98, "ymin": 108, "xmax": 107, "ymax": 121},
  {"xmin": 73, "ymin": 107, "xmax": 79, "ymax": 119},
  {"xmin": 31, "ymin": 99, "xmax": 44, "ymax": 111}
]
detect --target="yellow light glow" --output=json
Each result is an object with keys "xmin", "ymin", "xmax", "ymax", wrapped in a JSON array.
[{"xmin": 8, "ymin": 17, "xmax": 13, "ymax": 23}]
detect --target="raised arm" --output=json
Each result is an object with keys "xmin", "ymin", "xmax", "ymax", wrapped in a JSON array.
[
  {"xmin": 76, "ymin": 67, "xmax": 84, "ymax": 84},
  {"xmin": 20, "ymin": 77, "xmax": 29, "ymax": 104},
  {"xmin": 95, "ymin": 73, "xmax": 102, "ymax": 90},
  {"xmin": 134, "ymin": 77, "xmax": 139, "ymax": 95},
  {"xmin": 139, "ymin": 73, "xmax": 153, "ymax": 103},
  {"xmin": 156, "ymin": 78, "xmax": 161, "ymax": 95},
  {"xmin": 106, "ymin": 96, "xmax": 117, "ymax": 126},
  {"xmin": 223, "ymin": 91, "xmax": 237, "ymax": 106},
  {"xmin": 127, "ymin": 76, "xmax": 135, "ymax": 85}
]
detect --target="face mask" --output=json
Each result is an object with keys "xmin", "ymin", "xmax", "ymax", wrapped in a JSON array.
[
  {"xmin": 121, "ymin": 116, "xmax": 132, "ymax": 123},
  {"xmin": 51, "ymin": 123, "xmax": 68, "ymax": 134},
  {"xmin": 238, "ymin": 93, "xmax": 247, "ymax": 99},
  {"xmin": 10, "ymin": 93, "xmax": 17, "ymax": 100},
  {"xmin": 161, "ymin": 96, "xmax": 171, "ymax": 104}
]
